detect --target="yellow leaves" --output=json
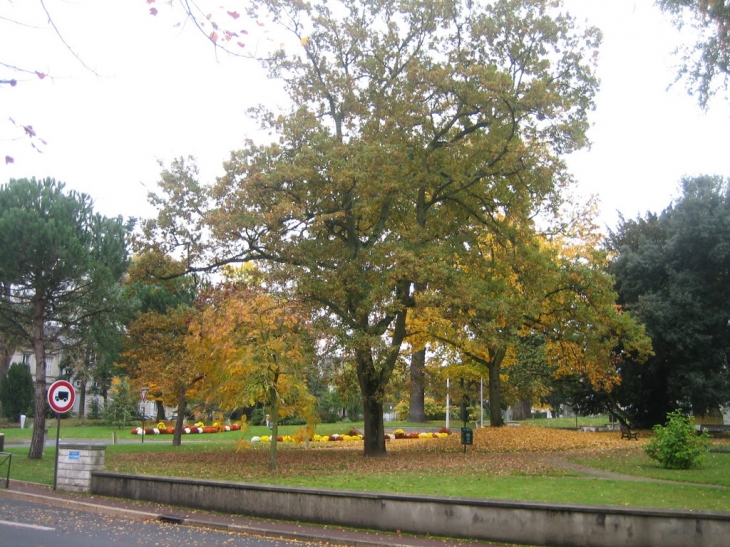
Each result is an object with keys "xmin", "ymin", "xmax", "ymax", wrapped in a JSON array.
[
  {"xmin": 293, "ymin": 424, "xmax": 315, "ymax": 444},
  {"xmin": 395, "ymin": 426, "xmax": 644, "ymax": 454},
  {"xmin": 188, "ymin": 282, "xmax": 316, "ymax": 427},
  {"xmin": 300, "ymin": 36, "xmax": 309, "ymax": 46}
]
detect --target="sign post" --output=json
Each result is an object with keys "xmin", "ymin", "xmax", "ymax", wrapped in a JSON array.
[
  {"xmin": 47, "ymin": 380, "xmax": 76, "ymax": 490},
  {"xmin": 460, "ymin": 395, "xmax": 473, "ymax": 454},
  {"xmin": 140, "ymin": 388, "xmax": 149, "ymax": 443}
]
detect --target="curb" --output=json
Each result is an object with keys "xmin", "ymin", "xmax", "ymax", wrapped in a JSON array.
[{"xmin": 0, "ymin": 488, "xmax": 422, "ymax": 547}]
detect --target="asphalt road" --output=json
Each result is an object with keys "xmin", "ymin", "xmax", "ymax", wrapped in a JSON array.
[{"xmin": 0, "ymin": 497, "xmax": 311, "ymax": 547}]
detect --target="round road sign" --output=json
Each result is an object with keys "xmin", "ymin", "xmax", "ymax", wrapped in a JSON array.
[{"xmin": 47, "ymin": 380, "xmax": 76, "ymax": 414}]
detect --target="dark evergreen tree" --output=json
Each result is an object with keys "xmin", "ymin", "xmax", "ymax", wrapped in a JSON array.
[
  {"xmin": 0, "ymin": 178, "xmax": 128, "ymax": 458},
  {"xmin": 0, "ymin": 362, "xmax": 34, "ymax": 420},
  {"xmin": 607, "ymin": 175, "xmax": 730, "ymax": 426}
]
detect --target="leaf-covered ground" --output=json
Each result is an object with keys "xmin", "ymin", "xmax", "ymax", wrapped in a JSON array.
[
  {"xmin": 400, "ymin": 426, "xmax": 642, "ymax": 453},
  {"xmin": 107, "ymin": 426, "xmax": 646, "ymax": 482}
]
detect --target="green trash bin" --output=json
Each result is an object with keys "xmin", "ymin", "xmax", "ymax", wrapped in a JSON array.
[{"xmin": 460, "ymin": 427, "xmax": 473, "ymax": 445}]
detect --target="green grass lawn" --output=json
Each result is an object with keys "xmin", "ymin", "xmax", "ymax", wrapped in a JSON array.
[
  {"xmin": 2, "ymin": 446, "xmax": 56, "ymax": 485},
  {"xmin": 263, "ymin": 472, "xmax": 730, "ymax": 512},
  {"xmin": 516, "ymin": 415, "xmax": 612, "ymax": 429},
  {"xmin": 573, "ymin": 449, "xmax": 730, "ymax": 487}
]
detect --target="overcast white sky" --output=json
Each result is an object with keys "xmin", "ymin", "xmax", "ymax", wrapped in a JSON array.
[{"xmin": 1, "ymin": 0, "xmax": 729, "ymax": 231}]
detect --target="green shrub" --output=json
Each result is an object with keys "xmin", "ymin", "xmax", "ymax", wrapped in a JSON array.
[
  {"xmin": 645, "ymin": 410, "xmax": 711, "ymax": 469},
  {"xmin": 88, "ymin": 397, "xmax": 102, "ymax": 420},
  {"xmin": 0, "ymin": 363, "xmax": 34, "ymax": 420},
  {"xmin": 395, "ymin": 397, "xmax": 447, "ymax": 421},
  {"xmin": 102, "ymin": 377, "xmax": 139, "ymax": 428}
]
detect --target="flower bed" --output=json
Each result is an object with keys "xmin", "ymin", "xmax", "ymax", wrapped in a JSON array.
[
  {"xmin": 131, "ymin": 422, "xmax": 242, "ymax": 436},
  {"xmin": 249, "ymin": 429, "xmax": 452, "ymax": 443}
]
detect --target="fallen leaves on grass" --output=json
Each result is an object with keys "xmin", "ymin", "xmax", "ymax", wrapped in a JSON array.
[
  {"xmin": 106, "ymin": 426, "xmax": 644, "ymax": 483},
  {"xmin": 393, "ymin": 426, "xmax": 646, "ymax": 453}
]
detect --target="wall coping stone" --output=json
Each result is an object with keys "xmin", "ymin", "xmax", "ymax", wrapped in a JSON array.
[{"xmin": 59, "ymin": 443, "xmax": 107, "ymax": 451}]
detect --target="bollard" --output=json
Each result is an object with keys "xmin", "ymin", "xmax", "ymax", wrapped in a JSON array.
[
  {"xmin": 20, "ymin": 415, "xmax": 26, "ymax": 429},
  {"xmin": 0, "ymin": 433, "xmax": 4, "ymax": 452}
]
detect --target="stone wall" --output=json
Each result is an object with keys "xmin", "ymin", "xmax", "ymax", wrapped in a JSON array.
[
  {"xmin": 91, "ymin": 471, "xmax": 730, "ymax": 547},
  {"xmin": 57, "ymin": 443, "xmax": 105, "ymax": 493}
]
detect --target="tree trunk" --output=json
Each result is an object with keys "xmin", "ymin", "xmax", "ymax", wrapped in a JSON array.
[
  {"xmin": 29, "ymin": 305, "xmax": 47, "ymax": 460},
  {"xmin": 407, "ymin": 348, "xmax": 427, "ymax": 422},
  {"xmin": 155, "ymin": 400, "xmax": 166, "ymax": 421},
  {"xmin": 0, "ymin": 335, "xmax": 14, "ymax": 380},
  {"xmin": 511, "ymin": 399, "xmax": 532, "ymax": 421},
  {"xmin": 357, "ymin": 348, "xmax": 387, "ymax": 457},
  {"xmin": 268, "ymin": 389, "xmax": 279, "ymax": 471},
  {"xmin": 459, "ymin": 378, "xmax": 471, "ymax": 426},
  {"xmin": 355, "ymin": 302, "xmax": 407, "ymax": 457},
  {"xmin": 362, "ymin": 387, "xmax": 386, "ymax": 457},
  {"xmin": 0, "ymin": 285, "xmax": 15, "ymax": 379},
  {"xmin": 77, "ymin": 380, "xmax": 86, "ymax": 419},
  {"xmin": 172, "ymin": 384, "xmax": 186, "ymax": 447},
  {"xmin": 488, "ymin": 347, "xmax": 506, "ymax": 427}
]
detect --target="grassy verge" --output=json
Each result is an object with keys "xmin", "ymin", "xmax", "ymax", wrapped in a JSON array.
[
  {"xmin": 2, "ymin": 446, "xmax": 56, "ymax": 485},
  {"xmin": 268, "ymin": 474, "xmax": 730, "ymax": 512},
  {"xmin": 516, "ymin": 416, "xmax": 612, "ymax": 429},
  {"xmin": 573, "ymin": 448, "xmax": 730, "ymax": 487}
]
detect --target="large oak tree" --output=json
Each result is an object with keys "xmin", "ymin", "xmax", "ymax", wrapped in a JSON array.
[{"xmin": 143, "ymin": 0, "xmax": 601, "ymax": 456}]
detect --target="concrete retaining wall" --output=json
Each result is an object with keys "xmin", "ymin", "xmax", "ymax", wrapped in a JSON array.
[
  {"xmin": 91, "ymin": 471, "xmax": 730, "ymax": 547},
  {"xmin": 57, "ymin": 443, "xmax": 105, "ymax": 493}
]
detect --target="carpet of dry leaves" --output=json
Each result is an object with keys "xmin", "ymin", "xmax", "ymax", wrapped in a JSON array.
[{"xmin": 108, "ymin": 426, "xmax": 647, "ymax": 481}]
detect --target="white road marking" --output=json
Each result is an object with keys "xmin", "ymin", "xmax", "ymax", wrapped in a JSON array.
[{"xmin": 0, "ymin": 519, "xmax": 55, "ymax": 531}]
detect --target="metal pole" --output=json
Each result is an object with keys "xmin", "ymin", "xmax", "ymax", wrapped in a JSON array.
[
  {"xmin": 480, "ymin": 377, "xmax": 484, "ymax": 428},
  {"xmin": 5, "ymin": 453, "xmax": 10, "ymax": 488},
  {"xmin": 445, "ymin": 378, "xmax": 450, "ymax": 430},
  {"xmin": 53, "ymin": 412, "xmax": 61, "ymax": 490}
]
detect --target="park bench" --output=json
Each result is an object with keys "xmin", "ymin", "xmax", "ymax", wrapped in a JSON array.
[
  {"xmin": 698, "ymin": 424, "xmax": 730, "ymax": 437},
  {"xmin": 620, "ymin": 424, "xmax": 638, "ymax": 440}
]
